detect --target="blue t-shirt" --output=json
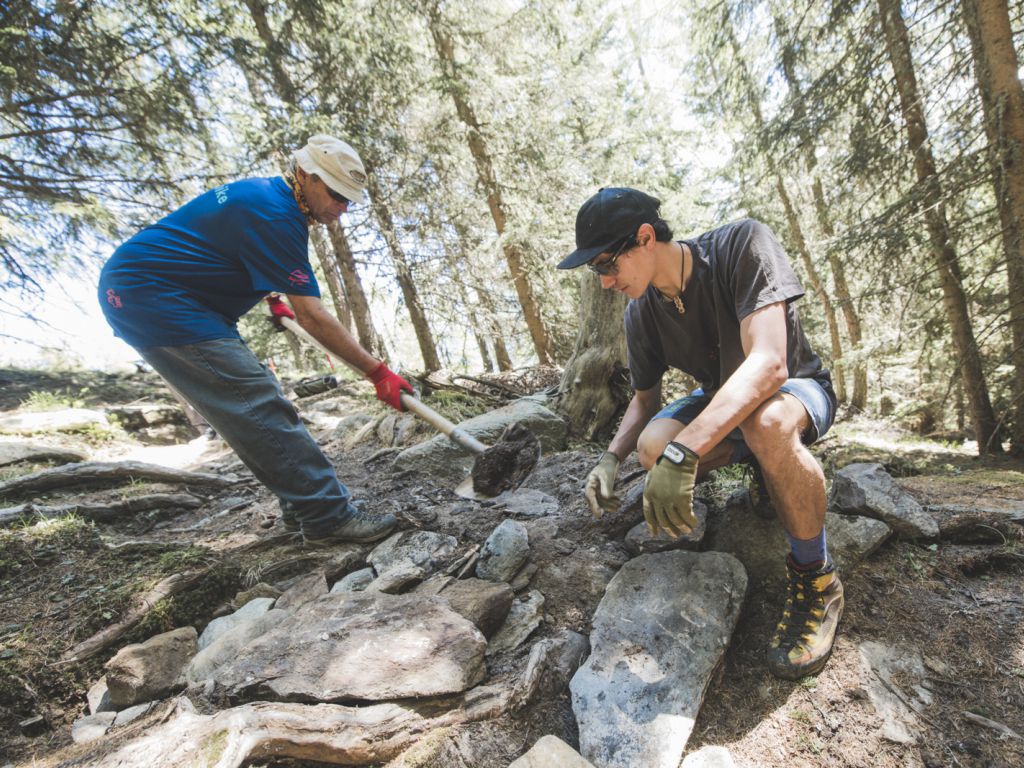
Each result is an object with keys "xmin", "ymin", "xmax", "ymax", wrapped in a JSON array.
[{"xmin": 98, "ymin": 177, "xmax": 320, "ymax": 348}]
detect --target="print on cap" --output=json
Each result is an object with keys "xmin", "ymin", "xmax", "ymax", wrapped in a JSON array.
[{"xmin": 288, "ymin": 269, "xmax": 311, "ymax": 287}]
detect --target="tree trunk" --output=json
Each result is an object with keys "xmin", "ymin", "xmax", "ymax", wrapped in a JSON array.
[
  {"xmin": 326, "ymin": 220, "xmax": 387, "ymax": 359},
  {"xmin": 775, "ymin": 15, "xmax": 868, "ymax": 409},
  {"xmin": 426, "ymin": 5, "xmax": 554, "ymax": 365},
  {"xmin": 775, "ymin": 178, "xmax": 847, "ymax": 404},
  {"xmin": 366, "ymin": 171, "xmax": 442, "ymax": 372},
  {"xmin": 961, "ymin": 0, "xmax": 1024, "ymax": 454},
  {"xmin": 554, "ymin": 272, "xmax": 630, "ymax": 440},
  {"xmin": 723, "ymin": 16, "xmax": 846, "ymax": 405},
  {"xmin": 879, "ymin": 0, "xmax": 1002, "ymax": 453},
  {"xmin": 310, "ymin": 225, "xmax": 352, "ymax": 331}
]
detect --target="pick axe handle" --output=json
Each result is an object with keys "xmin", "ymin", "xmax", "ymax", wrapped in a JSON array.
[{"xmin": 273, "ymin": 312, "xmax": 488, "ymax": 456}]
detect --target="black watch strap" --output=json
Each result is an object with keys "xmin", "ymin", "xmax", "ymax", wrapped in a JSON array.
[{"xmin": 660, "ymin": 441, "xmax": 697, "ymax": 465}]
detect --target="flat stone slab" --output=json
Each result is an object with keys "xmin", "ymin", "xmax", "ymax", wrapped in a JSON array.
[
  {"xmin": 368, "ymin": 530, "xmax": 459, "ymax": 588},
  {"xmin": 571, "ymin": 551, "xmax": 747, "ymax": 768},
  {"xmin": 212, "ymin": 592, "xmax": 486, "ymax": 702},
  {"xmin": 859, "ymin": 641, "xmax": 931, "ymax": 744},
  {"xmin": 488, "ymin": 589, "xmax": 545, "ymax": 656},
  {"xmin": 831, "ymin": 463, "xmax": 939, "ymax": 540}
]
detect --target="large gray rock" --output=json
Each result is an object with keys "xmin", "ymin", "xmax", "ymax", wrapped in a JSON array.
[
  {"xmin": 367, "ymin": 530, "xmax": 459, "ymax": 591},
  {"xmin": 212, "ymin": 592, "xmax": 486, "ymax": 701},
  {"xmin": 491, "ymin": 488, "xmax": 560, "ymax": 518},
  {"xmin": 105, "ymin": 627, "xmax": 197, "ymax": 708},
  {"xmin": 185, "ymin": 609, "xmax": 290, "ymax": 683},
  {"xmin": 571, "ymin": 551, "xmax": 747, "ymax": 768},
  {"xmin": 509, "ymin": 735, "xmax": 595, "ymax": 767},
  {"xmin": 274, "ymin": 570, "xmax": 328, "ymax": 610},
  {"xmin": 708, "ymin": 505, "xmax": 890, "ymax": 587},
  {"xmin": 71, "ymin": 712, "xmax": 116, "ymax": 744},
  {"xmin": 830, "ymin": 463, "xmax": 939, "ymax": 539},
  {"xmin": 624, "ymin": 499, "xmax": 708, "ymax": 555},
  {"xmin": 393, "ymin": 397, "xmax": 566, "ymax": 481},
  {"xmin": 197, "ymin": 597, "xmax": 275, "ymax": 651},
  {"xmin": 476, "ymin": 519, "xmax": 530, "ymax": 582}
]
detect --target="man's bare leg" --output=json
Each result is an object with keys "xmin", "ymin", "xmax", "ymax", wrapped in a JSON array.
[
  {"xmin": 739, "ymin": 392, "xmax": 843, "ymax": 680},
  {"xmin": 637, "ymin": 419, "xmax": 735, "ymax": 479}
]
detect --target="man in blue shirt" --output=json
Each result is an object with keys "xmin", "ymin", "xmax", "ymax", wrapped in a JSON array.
[{"xmin": 99, "ymin": 135, "xmax": 409, "ymax": 546}]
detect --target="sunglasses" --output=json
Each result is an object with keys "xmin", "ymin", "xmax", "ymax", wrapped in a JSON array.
[
  {"xmin": 588, "ymin": 236, "xmax": 636, "ymax": 276},
  {"xmin": 315, "ymin": 175, "xmax": 352, "ymax": 205}
]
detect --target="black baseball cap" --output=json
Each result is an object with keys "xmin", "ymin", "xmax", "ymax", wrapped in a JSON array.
[{"xmin": 557, "ymin": 187, "xmax": 662, "ymax": 269}]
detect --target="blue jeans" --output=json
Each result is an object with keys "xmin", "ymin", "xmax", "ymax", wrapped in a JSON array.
[
  {"xmin": 139, "ymin": 338, "xmax": 352, "ymax": 536},
  {"xmin": 653, "ymin": 377, "xmax": 836, "ymax": 464}
]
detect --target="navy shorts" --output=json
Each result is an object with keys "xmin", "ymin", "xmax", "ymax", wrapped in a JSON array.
[{"xmin": 653, "ymin": 377, "xmax": 836, "ymax": 464}]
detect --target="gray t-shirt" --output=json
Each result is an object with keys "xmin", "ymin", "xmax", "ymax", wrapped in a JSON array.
[{"xmin": 625, "ymin": 219, "xmax": 826, "ymax": 393}]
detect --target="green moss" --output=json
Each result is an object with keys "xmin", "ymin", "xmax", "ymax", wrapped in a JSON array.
[{"xmin": 197, "ymin": 728, "xmax": 230, "ymax": 766}]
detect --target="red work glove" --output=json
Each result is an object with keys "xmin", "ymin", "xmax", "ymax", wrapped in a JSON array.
[
  {"xmin": 368, "ymin": 363, "xmax": 413, "ymax": 411},
  {"xmin": 266, "ymin": 295, "xmax": 295, "ymax": 331}
]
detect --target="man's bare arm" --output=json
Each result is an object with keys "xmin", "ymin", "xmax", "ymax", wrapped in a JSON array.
[
  {"xmin": 672, "ymin": 301, "xmax": 790, "ymax": 456},
  {"xmin": 608, "ymin": 383, "xmax": 662, "ymax": 459}
]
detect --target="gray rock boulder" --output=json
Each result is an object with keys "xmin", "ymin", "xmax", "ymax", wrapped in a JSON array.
[
  {"xmin": 476, "ymin": 519, "xmax": 530, "ymax": 582},
  {"xmin": 624, "ymin": 499, "xmax": 708, "ymax": 555},
  {"xmin": 393, "ymin": 397, "xmax": 566, "ymax": 481},
  {"xmin": 274, "ymin": 570, "xmax": 328, "ymax": 610},
  {"xmin": 213, "ymin": 592, "xmax": 486, "ymax": 701},
  {"xmin": 433, "ymin": 578, "xmax": 514, "ymax": 639},
  {"xmin": 682, "ymin": 746, "xmax": 736, "ymax": 767},
  {"xmin": 830, "ymin": 463, "xmax": 939, "ymax": 539},
  {"xmin": 105, "ymin": 627, "xmax": 197, "ymax": 709},
  {"xmin": 197, "ymin": 597, "xmax": 275, "ymax": 651},
  {"xmin": 331, "ymin": 567, "xmax": 375, "ymax": 593},
  {"xmin": 367, "ymin": 530, "xmax": 459, "ymax": 590},
  {"xmin": 859, "ymin": 641, "xmax": 931, "ymax": 744},
  {"xmin": 185, "ymin": 609, "xmax": 290, "ymax": 683},
  {"xmin": 487, "ymin": 589, "xmax": 545, "ymax": 656},
  {"xmin": 708, "ymin": 505, "xmax": 890, "ymax": 587},
  {"xmin": 571, "ymin": 551, "xmax": 747, "ymax": 768},
  {"xmin": 491, "ymin": 488, "xmax": 560, "ymax": 518}
]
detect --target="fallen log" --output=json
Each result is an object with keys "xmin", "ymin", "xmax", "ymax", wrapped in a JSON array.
[
  {"xmin": 0, "ymin": 461, "xmax": 240, "ymax": 500},
  {"xmin": 0, "ymin": 493, "xmax": 204, "ymax": 527},
  {"xmin": 60, "ymin": 569, "xmax": 210, "ymax": 664},
  {"xmin": 51, "ymin": 686, "xmax": 512, "ymax": 767}
]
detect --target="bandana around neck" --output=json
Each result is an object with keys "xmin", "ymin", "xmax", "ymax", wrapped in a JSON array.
[{"xmin": 284, "ymin": 172, "xmax": 314, "ymax": 223}]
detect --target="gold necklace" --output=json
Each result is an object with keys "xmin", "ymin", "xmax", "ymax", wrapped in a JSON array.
[{"xmin": 284, "ymin": 173, "xmax": 314, "ymax": 223}]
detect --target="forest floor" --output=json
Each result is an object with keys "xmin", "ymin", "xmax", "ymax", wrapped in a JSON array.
[{"xmin": 0, "ymin": 367, "xmax": 1023, "ymax": 768}]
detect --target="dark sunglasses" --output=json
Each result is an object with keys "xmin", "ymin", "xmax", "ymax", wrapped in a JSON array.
[
  {"xmin": 315, "ymin": 175, "xmax": 352, "ymax": 205},
  {"xmin": 588, "ymin": 236, "xmax": 635, "ymax": 276}
]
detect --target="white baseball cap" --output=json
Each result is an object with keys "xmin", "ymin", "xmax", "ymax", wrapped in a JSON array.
[{"xmin": 293, "ymin": 135, "xmax": 368, "ymax": 204}]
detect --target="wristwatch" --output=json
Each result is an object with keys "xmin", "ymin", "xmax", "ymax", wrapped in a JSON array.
[{"xmin": 660, "ymin": 441, "xmax": 696, "ymax": 465}]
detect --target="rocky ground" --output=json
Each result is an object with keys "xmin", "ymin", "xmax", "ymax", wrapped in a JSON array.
[{"xmin": 0, "ymin": 366, "xmax": 1023, "ymax": 768}]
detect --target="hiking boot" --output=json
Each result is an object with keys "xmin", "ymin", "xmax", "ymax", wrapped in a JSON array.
[
  {"xmin": 744, "ymin": 459, "xmax": 775, "ymax": 520},
  {"xmin": 766, "ymin": 555, "xmax": 844, "ymax": 680},
  {"xmin": 303, "ymin": 505, "xmax": 398, "ymax": 547}
]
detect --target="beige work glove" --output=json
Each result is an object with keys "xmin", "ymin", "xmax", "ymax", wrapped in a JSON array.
[
  {"xmin": 584, "ymin": 451, "xmax": 621, "ymax": 518},
  {"xmin": 642, "ymin": 442, "xmax": 699, "ymax": 538}
]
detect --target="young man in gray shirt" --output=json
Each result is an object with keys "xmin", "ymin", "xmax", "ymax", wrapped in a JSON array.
[{"xmin": 559, "ymin": 187, "xmax": 842, "ymax": 680}]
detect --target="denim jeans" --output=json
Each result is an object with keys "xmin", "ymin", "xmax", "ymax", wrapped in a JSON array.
[{"xmin": 139, "ymin": 338, "xmax": 351, "ymax": 535}]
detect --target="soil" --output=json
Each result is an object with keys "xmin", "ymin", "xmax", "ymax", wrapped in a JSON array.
[{"xmin": 0, "ymin": 370, "xmax": 1022, "ymax": 767}]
